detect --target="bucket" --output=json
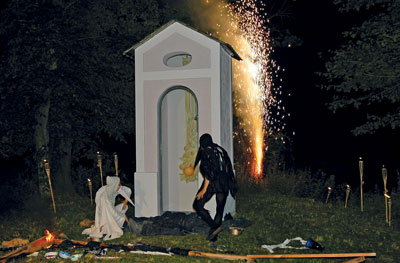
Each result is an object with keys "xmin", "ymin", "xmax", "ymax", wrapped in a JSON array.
[{"xmin": 229, "ymin": 227, "xmax": 243, "ymax": 236}]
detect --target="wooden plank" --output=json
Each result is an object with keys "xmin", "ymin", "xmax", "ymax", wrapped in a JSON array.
[
  {"xmin": 342, "ymin": 257, "xmax": 365, "ymax": 263},
  {"xmin": 0, "ymin": 237, "xmax": 54, "ymax": 263},
  {"xmin": 189, "ymin": 251, "xmax": 375, "ymax": 261},
  {"xmin": 188, "ymin": 251, "xmax": 249, "ymax": 260},
  {"xmin": 246, "ymin": 253, "xmax": 375, "ymax": 259}
]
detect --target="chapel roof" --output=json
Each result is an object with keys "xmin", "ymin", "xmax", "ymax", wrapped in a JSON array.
[{"xmin": 123, "ymin": 20, "xmax": 241, "ymax": 61}]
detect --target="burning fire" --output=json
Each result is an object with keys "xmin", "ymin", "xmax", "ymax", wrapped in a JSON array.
[
  {"xmin": 45, "ymin": 230, "xmax": 54, "ymax": 242},
  {"xmin": 32, "ymin": 230, "xmax": 55, "ymax": 248}
]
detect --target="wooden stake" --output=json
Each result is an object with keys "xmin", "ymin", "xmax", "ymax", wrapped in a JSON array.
[
  {"xmin": 359, "ymin": 157, "xmax": 364, "ymax": 212},
  {"xmin": 114, "ymin": 153, "xmax": 118, "ymax": 177},
  {"xmin": 382, "ymin": 165, "xmax": 388, "ymax": 223},
  {"xmin": 97, "ymin": 152, "xmax": 104, "ymax": 186},
  {"xmin": 345, "ymin": 185, "xmax": 351, "ymax": 208},
  {"xmin": 88, "ymin": 178, "xmax": 93, "ymax": 205},
  {"xmin": 325, "ymin": 187, "xmax": 332, "ymax": 204},
  {"xmin": 44, "ymin": 160, "xmax": 56, "ymax": 213},
  {"xmin": 388, "ymin": 197, "xmax": 392, "ymax": 227}
]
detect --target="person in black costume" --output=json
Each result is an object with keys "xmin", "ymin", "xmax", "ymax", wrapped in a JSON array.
[{"xmin": 192, "ymin": 133, "xmax": 237, "ymax": 241}]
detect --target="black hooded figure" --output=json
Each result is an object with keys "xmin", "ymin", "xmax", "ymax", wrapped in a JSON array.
[{"xmin": 192, "ymin": 133, "xmax": 237, "ymax": 241}]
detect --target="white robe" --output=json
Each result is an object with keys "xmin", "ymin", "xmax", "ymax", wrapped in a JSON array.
[{"xmin": 82, "ymin": 177, "xmax": 130, "ymax": 240}]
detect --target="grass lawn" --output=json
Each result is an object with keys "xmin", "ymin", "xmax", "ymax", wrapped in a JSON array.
[{"xmin": 0, "ymin": 183, "xmax": 398, "ymax": 263}]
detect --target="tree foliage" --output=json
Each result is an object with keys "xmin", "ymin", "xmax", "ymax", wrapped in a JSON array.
[
  {"xmin": 320, "ymin": 0, "xmax": 400, "ymax": 135},
  {"xmin": 0, "ymin": 0, "xmax": 181, "ymax": 193},
  {"xmin": 0, "ymin": 0, "xmax": 299, "ymax": 196}
]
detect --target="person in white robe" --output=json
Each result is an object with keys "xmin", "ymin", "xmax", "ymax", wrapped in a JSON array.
[{"xmin": 82, "ymin": 176, "xmax": 133, "ymax": 240}]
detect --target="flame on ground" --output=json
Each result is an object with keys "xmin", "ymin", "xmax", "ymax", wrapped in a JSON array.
[
  {"xmin": 32, "ymin": 229, "xmax": 55, "ymax": 248},
  {"xmin": 45, "ymin": 230, "xmax": 54, "ymax": 242}
]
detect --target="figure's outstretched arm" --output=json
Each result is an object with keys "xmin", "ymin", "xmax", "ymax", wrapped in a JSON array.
[
  {"xmin": 121, "ymin": 199, "xmax": 130, "ymax": 225},
  {"xmin": 122, "ymin": 199, "xmax": 128, "ymax": 211}
]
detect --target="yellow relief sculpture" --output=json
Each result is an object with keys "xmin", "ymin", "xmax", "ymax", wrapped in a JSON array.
[
  {"xmin": 182, "ymin": 55, "xmax": 190, "ymax": 66},
  {"xmin": 179, "ymin": 91, "xmax": 198, "ymax": 182}
]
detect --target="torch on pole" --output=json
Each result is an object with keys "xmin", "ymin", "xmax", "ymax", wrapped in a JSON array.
[
  {"xmin": 97, "ymin": 152, "xmax": 103, "ymax": 186},
  {"xmin": 345, "ymin": 185, "xmax": 351, "ymax": 208},
  {"xmin": 388, "ymin": 197, "xmax": 392, "ymax": 227},
  {"xmin": 382, "ymin": 165, "xmax": 388, "ymax": 223},
  {"xmin": 325, "ymin": 187, "xmax": 332, "ymax": 204},
  {"xmin": 114, "ymin": 153, "xmax": 118, "ymax": 177},
  {"xmin": 44, "ymin": 160, "xmax": 56, "ymax": 213},
  {"xmin": 87, "ymin": 178, "xmax": 93, "ymax": 205},
  {"xmin": 359, "ymin": 157, "xmax": 364, "ymax": 212}
]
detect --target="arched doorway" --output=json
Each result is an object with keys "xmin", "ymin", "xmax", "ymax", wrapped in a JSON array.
[{"xmin": 158, "ymin": 86, "xmax": 199, "ymax": 213}]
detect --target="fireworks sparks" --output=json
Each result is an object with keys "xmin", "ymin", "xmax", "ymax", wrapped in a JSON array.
[
  {"xmin": 197, "ymin": 0, "xmax": 287, "ymax": 179},
  {"xmin": 232, "ymin": 0, "xmax": 270, "ymax": 178}
]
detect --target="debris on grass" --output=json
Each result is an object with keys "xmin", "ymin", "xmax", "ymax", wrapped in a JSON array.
[{"xmin": 1, "ymin": 238, "xmax": 29, "ymax": 248}]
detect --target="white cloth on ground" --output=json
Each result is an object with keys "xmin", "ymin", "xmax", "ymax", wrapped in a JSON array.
[
  {"xmin": 261, "ymin": 237, "xmax": 308, "ymax": 253},
  {"xmin": 82, "ymin": 177, "xmax": 132, "ymax": 241}
]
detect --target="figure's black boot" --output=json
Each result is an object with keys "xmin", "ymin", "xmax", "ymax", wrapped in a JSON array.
[
  {"xmin": 206, "ymin": 226, "xmax": 222, "ymax": 241},
  {"xmin": 209, "ymin": 235, "xmax": 218, "ymax": 242}
]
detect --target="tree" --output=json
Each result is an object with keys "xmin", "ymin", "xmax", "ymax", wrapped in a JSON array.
[
  {"xmin": 0, "ymin": 0, "xmax": 182, "ymax": 195},
  {"xmin": 320, "ymin": 0, "xmax": 400, "ymax": 135}
]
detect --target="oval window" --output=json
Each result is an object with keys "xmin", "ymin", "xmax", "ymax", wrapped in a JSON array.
[{"xmin": 163, "ymin": 52, "xmax": 192, "ymax": 67}]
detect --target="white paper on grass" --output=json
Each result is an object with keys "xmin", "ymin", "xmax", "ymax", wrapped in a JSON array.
[
  {"xmin": 129, "ymin": 251, "xmax": 171, "ymax": 256},
  {"xmin": 261, "ymin": 237, "xmax": 308, "ymax": 253}
]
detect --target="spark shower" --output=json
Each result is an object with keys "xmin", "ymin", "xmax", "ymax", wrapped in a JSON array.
[{"xmin": 193, "ymin": 0, "xmax": 287, "ymax": 179}]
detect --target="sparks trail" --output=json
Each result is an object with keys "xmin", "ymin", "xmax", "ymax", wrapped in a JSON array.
[{"xmin": 202, "ymin": 0, "xmax": 287, "ymax": 179}]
